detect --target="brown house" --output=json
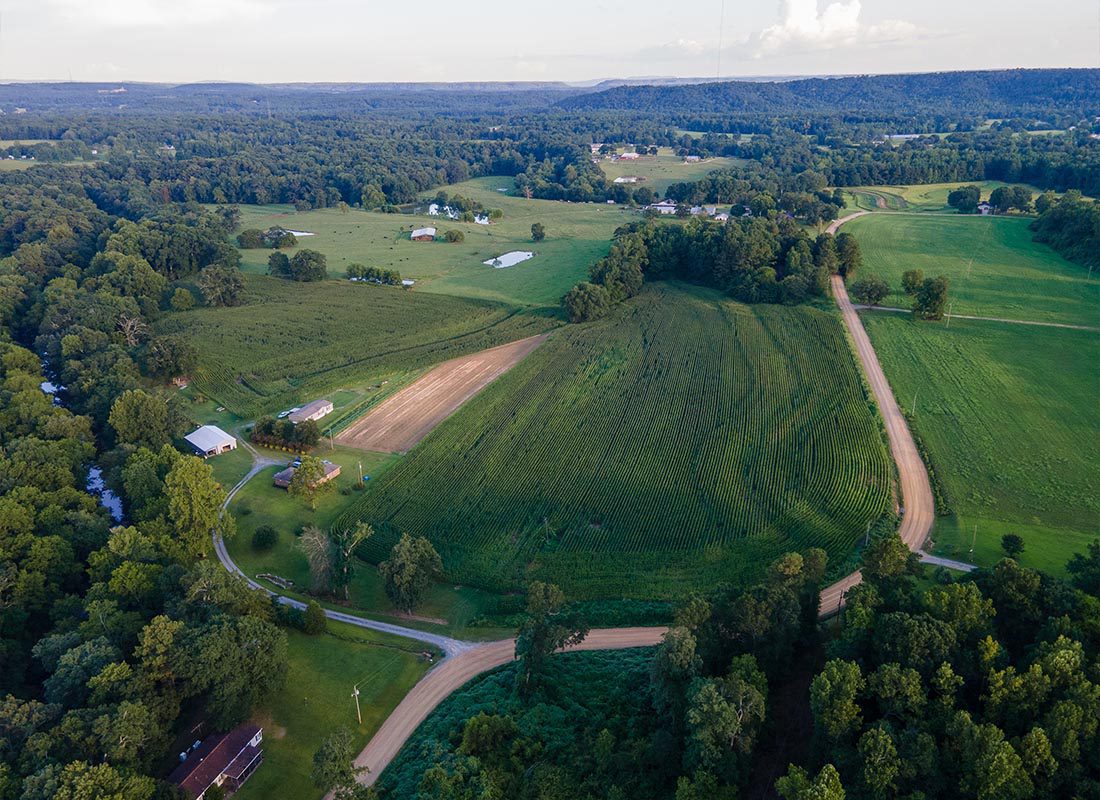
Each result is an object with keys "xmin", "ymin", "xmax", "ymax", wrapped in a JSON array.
[
  {"xmin": 168, "ymin": 724, "xmax": 263, "ymax": 799},
  {"xmin": 410, "ymin": 226, "xmax": 437, "ymax": 241}
]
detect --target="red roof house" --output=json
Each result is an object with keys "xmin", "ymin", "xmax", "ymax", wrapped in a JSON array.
[{"xmin": 168, "ymin": 724, "xmax": 264, "ymax": 799}]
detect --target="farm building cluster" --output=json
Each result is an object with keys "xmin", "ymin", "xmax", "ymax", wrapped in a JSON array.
[{"xmin": 644, "ymin": 202, "xmax": 735, "ymax": 221}]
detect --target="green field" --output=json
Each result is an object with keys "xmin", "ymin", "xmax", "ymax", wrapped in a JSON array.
[
  {"xmin": 845, "ymin": 181, "xmax": 1042, "ymax": 212},
  {"xmin": 846, "ymin": 214, "xmax": 1099, "ymax": 327},
  {"xmin": 235, "ymin": 622, "xmax": 431, "ymax": 800},
  {"xmin": 863, "ymin": 313, "xmax": 1099, "ymax": 573},
  {"xmin": 228, "ymin": 176, "xmax": 631, "ymax": 306},
  {"xmin": 598, "ymin": 148, "xmax": 745, "ymax": 193},
  {"xmin": 336, "ymin": 283, "xmax": 893, "ymax": 600},
  {"xmin": 157, "ymin": 274, "xmax": 558, "ymax": 417}
]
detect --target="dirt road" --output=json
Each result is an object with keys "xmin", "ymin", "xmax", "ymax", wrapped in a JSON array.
[
  {"xmin": 351, "ymin": 628, "xmax": 666, "ymax": 787},
  {"xmin": 817, "ymin": 212, "xmax": 936, "ymax": 613},
  {"xmin": 336, "ymin": 334, "xmax": 548, "ymax": 453}
]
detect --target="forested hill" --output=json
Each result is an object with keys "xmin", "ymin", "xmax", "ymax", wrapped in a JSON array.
[{"xmin": 558, "ymin": 69, "xmax": 1100, "ymax": 116}]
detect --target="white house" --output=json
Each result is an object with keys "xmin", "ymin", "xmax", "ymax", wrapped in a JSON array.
[
  {"xmin": 289, "ymin": 399, "xmax": 333, "ymax": 424},
  {"xmin": 977, "ymin": 202, "xmax": 993, "ymax": 216},
  {"xmin": 618, "ymin": 152, "xmax": 640, "ymax": 161},
  {"xmin": 411, "ymin": 227, "xmax": 437, "ymax": 241},
  {"xmin": 703, "ymin": 205, "xmax": 718, "ymax": 216},
  {"xmin": 185, "ymin": 426, "xmax": 237, "ymax": 457},
  {"xmin": 714, "ymin": 213, "xmax": 731, "ymax": 222},
  {"xmin": 684, "ymin": 155, "xmax": 702, "ymax": 163},
  {"xmin": 647, "ymin": 201, "xmax": 678, "ymax": 215}
]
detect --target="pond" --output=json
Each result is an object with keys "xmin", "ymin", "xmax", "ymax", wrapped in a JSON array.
[{"xmin": 483, "ymin": 251, "xmax": 534, "ymax": 269}]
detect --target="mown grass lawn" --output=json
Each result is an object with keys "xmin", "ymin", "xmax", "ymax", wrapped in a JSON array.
[
  {"xmin": 863, "ymin": 313, "xmax": 1099, "ymax": 574},
  {"xmin": 846, "ymin": 213, "xmax": 1098, "ymax": 327},
  {"xmin": 233, "ymin": 621, "xmax": 432, "ymax": 800},
  {"xmin": 843, "ymin": 181, "xmax": 1049, "ymax": 212},
  {"xmin": 597, "ymin": 147, "xmax": 745, "ymax": 194},
  {"xmin": 226, "ymin": 176, "xmax": 633, "ymax": 307},
  {"xmin": 225, "ymin": 449, "xmax": 508, "ymax": 638}
]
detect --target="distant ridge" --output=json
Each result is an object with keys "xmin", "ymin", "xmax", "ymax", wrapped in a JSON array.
[{"xmin": 558, "ymin": 68, "xmax": 1100, "ymax": 116}]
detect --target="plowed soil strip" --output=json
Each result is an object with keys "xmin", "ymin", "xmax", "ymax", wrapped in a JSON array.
[{"xmin": 335, "ymin": 334, "xmax": 549, "ymax": 453}]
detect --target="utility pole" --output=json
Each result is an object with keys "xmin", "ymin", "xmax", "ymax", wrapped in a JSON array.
[
  {"xmin": 357, "ymin": 460, "xmax": 363, "ymax": 487},
  {"xmin": 970, "ymin": 524, "xmax": 977, "ymax": 556},
  {"xmin": 352, "ymin": 685, "xmax": 361, "ymax": 725}
]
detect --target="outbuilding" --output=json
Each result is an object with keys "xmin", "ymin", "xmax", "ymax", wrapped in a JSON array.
[
  {"xmin": 411, "ymin": 227, "xmax": 436, "ymax": 241},
  {"xmin": 288, "ymin": 399, "xmax": 333, "ymax": 424},
  {"xmin": 646, "ymin": 201, "xmax": 679, "ymax": 215},
  {"xmin": 169, "ymin": 724, "xmax": 263, "ymax": 799},
  {"xmin": 184, "ymin": 425, "xmax": 237, "ymax": 457},
  {"xmin": 273, "ymin": 460, "xmax": 341, "ymax": 489}
]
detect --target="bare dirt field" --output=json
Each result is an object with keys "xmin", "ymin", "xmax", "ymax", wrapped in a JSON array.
[{"xmin": 335, "ymin": 334, "xmax": 549, "ymax": 453}]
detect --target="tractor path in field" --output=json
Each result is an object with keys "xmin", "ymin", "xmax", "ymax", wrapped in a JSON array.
[
  {"xmin": 818, "ymin": 212, "xmax": 938, "ymax": 614},
  {"xmin": 852, "ymin": 304, "xmax": 1100, "ymax": 333},
  {"xmin": 335, "ymin": 333, "xmax": 549, "ymax": 453}
]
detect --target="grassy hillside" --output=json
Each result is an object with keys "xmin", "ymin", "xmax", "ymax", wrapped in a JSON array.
[
  {"xmin": 864, "ymin": 313, "xmax": 1099, "ymax": 573},
  {"xmin": 846, "ymin": 214, "xmax": 1099, "ymax": 327},
  {"xmin": 337, "ymin": 283, "xmax": 893, "ymax": 599},
  {"xmin": 228, "ymin": 176, "xmax": 632, "ymax": 306},
  {"xmin": 844, "ymin": 181, "xmax": 1044, "ymax": 212},
  {"xmin": 157, "ymin": 274, "xmax": 559, "ymax": 417}
]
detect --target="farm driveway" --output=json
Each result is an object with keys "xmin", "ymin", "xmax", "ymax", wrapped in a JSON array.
[{"xmin": 335, "ymin": 333, "xmax": 549, "ymax": 453}]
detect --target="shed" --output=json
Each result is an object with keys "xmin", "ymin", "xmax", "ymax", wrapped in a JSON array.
[
  {"xmin": 411, "ymin": 227, "xmax": 436, "ymax": 241},
  {"xmin": 273, "ymin": 461, "xmax": 341, "ymax": 489},
  {"xmin": 288, "ymin": 399, "xmax": 333, "ymax": 424},
  {"xmin": 184, "ymin": 426, "xmax": 237, "ymax": 457},
  {"xmin": 169, "ymin": 724, "xmax": 263, "ymax": 799}
]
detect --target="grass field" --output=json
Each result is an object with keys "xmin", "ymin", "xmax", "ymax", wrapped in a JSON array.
[
  {"xmin": 157, "ymin": 273, "xmax": 559, "ymax": 418},
  {"xmin": 234, "ymin": 622, "xmax": 431, "ymax": 800},
  {"xmin": 336, "ymin": 283, "xmax": 893, "ymax": 600},
  {"xmin": 863, "ymin": 313, "xmax": 1099, "ymax": 573},
  {"xmin": 228, "ymin": 176, "xmax": 631, "ymax": 306},
  {"xmin": 845, "ymin": 214, "xmax": 1099, "ymax": 327},
  {"xmin": 598, "ymin": 148, "xmax": 745, "ymax": 194},
  {"xmin": 844, "ymin": 181, "xmax": 1041, "ymax": 212}
]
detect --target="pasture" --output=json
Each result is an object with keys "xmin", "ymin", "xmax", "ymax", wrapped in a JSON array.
[
  {"xmin": 845, "ymin": 213, "xmax": 1099, "ymax": 327},
  {"xmin": 598, "ymin": 148, "xmax": 745, "ymax": 193},
  {"xmin": 228, "ymin": 176, "xmax": 631, "ymax": 306},
  {"xmin": 234, "ymin": 622, "xmax": 430, "ymax": 800},
  {"xmin": 863, "ymin": 313, "xmax": 1099, "ymax": 574},
  {"xmin": 336, "ymin": 283, "xmax": 893, "ymax": 600},
  {"xmin": 157, "ymin": 274, "xmax": 559, "ymax": 418}
]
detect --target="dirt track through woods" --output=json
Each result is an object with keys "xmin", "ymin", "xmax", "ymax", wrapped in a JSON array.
[{"xmin": 335, "ymin": 334, "xmax": 548, "ymax": 453}]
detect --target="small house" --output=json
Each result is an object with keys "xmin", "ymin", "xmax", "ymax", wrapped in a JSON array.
[
  {"xmin": 977, "ymin": 202, "xmax": 992, "ymax": 216},
  {"xmin": 618, "ymin": 152, "xmax": 640, "ymax": 161},
  {"xmin": 288, "ymin": 399, "xmax": 333, "ymax": 424},
  {"xmin": 714, "ymin": 213, "xmax": 730, "ymax": 222},
  {"xmin": 402, "ymin": 279, "xmax": 416, "ymax": 287},
  {"xmin": 613, "ymin": 176, "xmax": 642, "ymax": 184},
  {"xmin": 684, "ymin": 155, "xmax": 702, "ymax": 163},
  {"xmin": 703, "ymin": 205, "xmax": 718, "ymax": 216},
  {"xmin": 184, "ymin": 426, "xmax": 236, "ymax": 458},
  {"xmin": 169, "ymin": 724, "xmax": 263, "ymax": 799},
  {"xmin": 411, "ymin": 227, "xmax": 436, "ymax": 241},
  {"xmin": 273, "ymin": 461, "xmax": 341, "ymax": 489}
]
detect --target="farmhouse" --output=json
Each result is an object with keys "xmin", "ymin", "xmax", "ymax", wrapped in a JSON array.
[
  {"xmin": 684, "ymin": 155, "xmax": 702, "ymax": 162},
  {"xmin": 273, "ymin": 460, "xmax": 341, "ymax": 489},
  {"xmin": 978, "ymin": 202, "xmax": 993, "ymax": 216},
  {"xmin": 169, "ymin": 724, "xmax": 263, "ymax": 799},
  {"xmin": 288, "ymin": 399, "xmax": 333, "ymax": 424},
  {"xmin": 646, "ymin": 201, "xmax": 678, "ymax": 215},
  {"xmin": 184, "ymin": 426, "xmax": 237, "ymax": 457},
  {"xmin": 411, "ymin": 227, "xmax": 436, "ymax": 241},
  {"xmin": 617, "ymin": 151, "xmax": 640, "ymax": 161}
]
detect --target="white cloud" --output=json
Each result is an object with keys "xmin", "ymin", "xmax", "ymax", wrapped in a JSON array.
[
  {"xmin": 43, "ymin": 0, "xmax": 274, "ymax": 29},
  {"xmin": 638, "ymin": 39, "xmax": 708, "ymax": 61},
  {"xmin": 747, "ymin": 0, "xmax": 917, "ymax": 57}
]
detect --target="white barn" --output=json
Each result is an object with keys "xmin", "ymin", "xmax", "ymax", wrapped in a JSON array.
[{"xmin": 185, "ymin": 426, "xmax": 237, "ymax": 457}]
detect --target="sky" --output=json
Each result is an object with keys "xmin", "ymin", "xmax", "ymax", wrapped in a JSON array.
[{"xmin": 0, "ymin": 0, "xmax": 1097, "ymax": 83}]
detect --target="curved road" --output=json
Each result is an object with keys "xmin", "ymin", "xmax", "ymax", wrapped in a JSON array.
[{"xmin": 216, "ymin": 211, "xmax": 939, "ymax": 789}]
